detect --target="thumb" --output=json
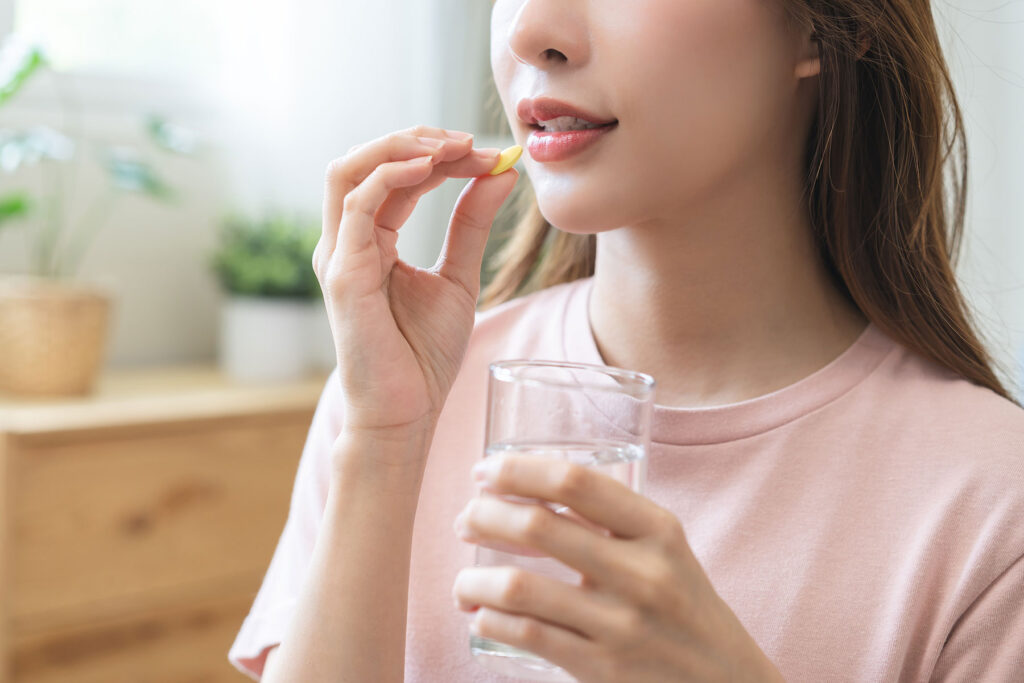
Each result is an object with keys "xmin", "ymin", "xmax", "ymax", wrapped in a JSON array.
[{"xmin": 434, "ymin": 168, "xmax": 519, "ymax": 298}]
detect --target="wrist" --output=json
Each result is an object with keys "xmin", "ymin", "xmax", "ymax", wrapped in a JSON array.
[{"xmin": 330, "ymin": 425, "xmax": 435, "ymax": 496}]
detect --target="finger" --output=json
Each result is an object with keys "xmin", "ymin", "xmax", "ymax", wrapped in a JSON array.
[
  {"xmin": 470, "ymin": 606, "xmax": 601, "ymax": 679},
  {"xmin": 374, "ymin": 148, "xmax": 502, "ymax": 231},
  {"xmin": 321, "ymin": 126, "xmax": 473, "ymax": 257},
  {"xmin": 473, "ymin": 454, "xmax": 662, "ymax": 539},
  {"xmin": 456, "ymin": 493, "xmax": 608, "ymax": 558},
  {"xmin": 460, "ymin": 493, "xmax": 626, "ymax": 588},
  {"xmin": 433, "ymin": 167, "xmax": 519, "ymax": 298},
  {"xmin": 454, "ymin": 566, "xmax": 624, "ymax": 643},
  {"xmin": 467, "ymin": 536, "xmax": 548, "ymax": 557},
  {"xmin": 333, "ymin": 156, "xmax": 442, "ymax": 261}
]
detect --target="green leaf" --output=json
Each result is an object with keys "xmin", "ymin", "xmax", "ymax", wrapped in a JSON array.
[
  {"xmin": 0, "ymin": 126, "xmax": 75, "ymax": 172},
  {"xmin": 0, "ymin": 192, "xmax": 31, "ymax": 230},
  {"xmin": 144, "ymin": 113, "xmax": 199, "ymax": 155},
  {"xmin": 0, "ymin": 39, "xmax": 48, "ymax": 108},
  {"xmin": 0, "ymin": 192, "xmax": 30, "ymax": 217},
  {"xmin": 104, "ymin": 149, "xmax": 175, "ymax": 200},
  {"xmin": 210, "ymin": 211, "xmax": 322, "ymax": 299}
]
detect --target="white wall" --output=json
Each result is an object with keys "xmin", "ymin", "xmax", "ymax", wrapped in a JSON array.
[
  {"xmin": 0, "ymin": 1, "xmax": 1020, "ymax": 394},
  {"xmin": 935, "ymin": 2, "xmax": 1024, "ymax": 398},
  {"xmin": 0, "ymin": 0, "xmax": 499, "ymax": 368}
]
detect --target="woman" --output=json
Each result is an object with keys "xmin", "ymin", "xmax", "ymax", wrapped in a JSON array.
[{"xmin": 230, "ymin": 1, "xmax": 1024, "ymax": 680}]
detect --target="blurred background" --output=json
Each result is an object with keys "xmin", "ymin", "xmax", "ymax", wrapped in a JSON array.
[{"xmin": 0, "ymin": 1, "xmax": 1019, "ymax": 681}]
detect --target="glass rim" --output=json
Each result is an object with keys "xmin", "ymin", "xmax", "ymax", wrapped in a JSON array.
[{"xmin": 488, "ymin": 359, "xmax": 656, "ymax": 394}]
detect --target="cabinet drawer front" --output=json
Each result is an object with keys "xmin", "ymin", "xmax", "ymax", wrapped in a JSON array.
[
  {"xmin": 14, "ymin": 592, "xmax": 253, "ymax": 682},
  {"xmin": 11, "ymin": 417, "xmax": 311, "ymax": 628}
]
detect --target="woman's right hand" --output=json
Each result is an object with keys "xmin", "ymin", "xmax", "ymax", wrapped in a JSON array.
[{"xmin": 314, "ymin": 125, "xmax": 519, "ymax": 452}]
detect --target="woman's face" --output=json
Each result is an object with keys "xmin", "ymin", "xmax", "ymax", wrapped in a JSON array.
[{"xmin": 490, "ymin": 0, "xmax": 816, "ymax": 236}]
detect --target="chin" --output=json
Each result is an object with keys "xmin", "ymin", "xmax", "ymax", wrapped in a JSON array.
[
  {"xmin": 536, "ymin": 176, "xmax": 623, "ymax": 221},
  {"xmin": 535, "ymin": 202, "xmax": 618, "ymax": 237}
]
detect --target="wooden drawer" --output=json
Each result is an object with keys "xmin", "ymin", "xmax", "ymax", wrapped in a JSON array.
[
  {"xmin": 10, "ymin": 415, "xmax": 309, "ymax": 633},
  {"xmin": 13, "ymin": 591, "xmax": 253, "ymax": 682}
]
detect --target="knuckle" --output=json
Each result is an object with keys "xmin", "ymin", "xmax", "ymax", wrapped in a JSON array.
[
  {"xmin": 519, "ymin": 506, "xmax": 552, "ymax": 544},
  {"xmin": 654, "ymin": 509, "xmax": 684, "ymax": 547},
  {"xmin": 617, "ymin": 607, "xmax": 649, "ymax": 646},
  {"xmin": 634, "ymin": 558, "xmax": 673, "ymax": 607},
  {"xmin": 493, "ymin": 456, "xmax": 517, "ymax": 486},
  {"xmin": 555, "ymin": 464, "xmax": 587, "ymax": 500},
  {"xmin": 449, "ymin": 206, "xmax": 489, "ymax": 232},
  {"xmin": 633, "ymin": 579, "xmax": 661, "ymax": 610},
  {"xmin": 500, "ymin": 568, "xmax": 531, "ymax": 610},
  {"xmin": 325, "ymin": 156, "xmax": 348, "ymax": 183},
  {"xmin": 514, "ymin": 616, "xmax": 543, "ymax": 647},
  {"xmin": 341, "ymin": 193, "xmax": 370, "ymax": 218}
]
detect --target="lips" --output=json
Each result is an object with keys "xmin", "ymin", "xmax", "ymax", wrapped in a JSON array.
[
  {"xmin": 526, "ymin": 122, "xmax": 618, "ymax": 162},
  {"xmin": 528, "ymin": 120, "xmax": 617, "ymax": 134},
  {"xmin": 516, "ymin": 96, "xmax": 617, "ymax": 127}
]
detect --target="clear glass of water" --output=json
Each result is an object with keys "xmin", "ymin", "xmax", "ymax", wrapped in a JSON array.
[{"xmin": 468, "ymin": 359, "xmax": 655, "ymax": 682}]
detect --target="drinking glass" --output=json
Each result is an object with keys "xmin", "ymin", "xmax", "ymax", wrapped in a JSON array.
[{"xmin": 468, "ymin": 359, "xmax": 655, "ymax": 682}]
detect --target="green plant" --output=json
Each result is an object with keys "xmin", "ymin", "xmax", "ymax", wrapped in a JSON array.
[
  {"xmin": 0, "ymin": 35, "xmax": 197, "ymax": 279},
  {"xmin": 210, "ymin": 211, "xmax": 322, "ymax": 300}
]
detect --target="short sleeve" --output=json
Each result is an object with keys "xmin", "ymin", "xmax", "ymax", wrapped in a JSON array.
[
  {"xmin": 929, "ymin": 553, "xmax": 1024, "ymax": 681},
  {"xmin": 228, "ymin": 367, "xmax": 344, "ymax": 681}
]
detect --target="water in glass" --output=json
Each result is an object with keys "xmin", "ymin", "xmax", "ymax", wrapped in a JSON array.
[{"xmin": 469, "ymin": 438, "xmax": 647, "ymax": 682}]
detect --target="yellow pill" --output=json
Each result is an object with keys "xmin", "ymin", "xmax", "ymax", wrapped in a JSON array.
[{"xmin": 488, "ymin": 145, "xmax": 523, "ymax": 176}]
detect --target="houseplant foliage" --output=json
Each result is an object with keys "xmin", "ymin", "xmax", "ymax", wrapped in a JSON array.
[
  {"xmin": 209, "ymin": 210, "xmax": 327, "ymax": 382},
  {"xmin": 210, "ymin": 211, "xmax": 322, "ymax": 300},
  {"xmin": 0, "ymin": 35, "xmax": 198, "ymax": 396}
]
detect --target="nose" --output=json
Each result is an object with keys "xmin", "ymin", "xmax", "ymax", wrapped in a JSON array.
[{"xmin": 505, "ymin": 0, "xmax": 590, "ymax": 69}]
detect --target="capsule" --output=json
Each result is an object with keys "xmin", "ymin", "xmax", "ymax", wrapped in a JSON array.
[{"xmin": 488, "ymin": 145, "xmax": 523, "ymax": 176}]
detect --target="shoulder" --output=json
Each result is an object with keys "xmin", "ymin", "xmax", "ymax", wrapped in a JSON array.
[
  {"xmin": 875, "ymin": 340, "xmax": 1024, "ymax": 550},
  {"xmin": 877, "ymin": 340, "xmax": 1024, "ymax": 453},
  {"xmin": 841, "ymin": 336, "xmax": 1024, "ymax": 610}
]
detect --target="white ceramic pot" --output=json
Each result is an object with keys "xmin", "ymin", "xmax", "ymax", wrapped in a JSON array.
[{"xmin": 219, "ymin": 296, "xmax": 312, "ymax": 382}]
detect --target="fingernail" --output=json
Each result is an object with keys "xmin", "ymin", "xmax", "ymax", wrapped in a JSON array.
[
  {"xmin": 472, "ymin": 147, "xmax": 502, "ymax": 158},
  {"xmin": 445, "ymin": 130, "xmax": 474, "ymax": 141},
  {"xmin": 472, "ymin": 457, "xmax": 500, "ymax": 482},
  {"xmin": 417, "ymin": 136, "xmax": 445, "ymax": 148}
]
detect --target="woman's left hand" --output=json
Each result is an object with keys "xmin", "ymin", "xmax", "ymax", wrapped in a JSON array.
[{"xmin": 452, "ymin": 454, "xmax": 785, "ymax": 682}]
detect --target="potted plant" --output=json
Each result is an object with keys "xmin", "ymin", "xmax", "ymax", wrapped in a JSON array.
[
  {"xmin": 0, "ymin": 36, "xmax": 198, "ymax": 396},
  {"xmin": 209, "ymin": 210, "xmax": 329, "ymax": 382}
]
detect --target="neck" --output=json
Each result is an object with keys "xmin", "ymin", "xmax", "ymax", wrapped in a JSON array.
[{"xmin": 589, "ymin": 155, "xmax": 868, "ymax": 408}]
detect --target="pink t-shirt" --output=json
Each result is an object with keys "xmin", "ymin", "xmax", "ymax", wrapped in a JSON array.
[{"xmin": 229, "ymin": 275, "xmax": 1024, "ymax": 682}]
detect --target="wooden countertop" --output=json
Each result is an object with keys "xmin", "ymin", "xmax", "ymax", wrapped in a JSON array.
[{"xmin": 0, "ymin": 365, "xmax": 334, "ymax": 436}]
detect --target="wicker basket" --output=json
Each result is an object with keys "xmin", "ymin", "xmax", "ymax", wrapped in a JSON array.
[{"xmin": 0, "ymin": 275, "xmax": 113, "ymax": 397}]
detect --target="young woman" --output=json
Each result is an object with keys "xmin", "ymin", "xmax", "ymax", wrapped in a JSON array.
[{"xmin": 229, "ymin": 1, "xmax": 1024, "ymax": 681}]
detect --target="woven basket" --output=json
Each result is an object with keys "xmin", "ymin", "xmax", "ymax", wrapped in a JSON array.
[{"xmin": 0, "ymin": 275, "xmax": 113, "ymax": 397}]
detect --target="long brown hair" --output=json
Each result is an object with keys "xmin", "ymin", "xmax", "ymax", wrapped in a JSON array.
[{"xmin": 478, "ymin": 1, "xmax": 1020, "ymax": 404}]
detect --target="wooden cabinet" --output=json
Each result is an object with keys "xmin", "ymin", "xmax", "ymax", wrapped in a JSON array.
[{"xmin": 0, "ymin": 366, "xmax": 331, "ymax": 682}]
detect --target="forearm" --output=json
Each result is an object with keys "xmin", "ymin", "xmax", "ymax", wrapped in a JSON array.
[{"xmin": 264, "ymin": 428, "xmax": 432, "ymax": 683}]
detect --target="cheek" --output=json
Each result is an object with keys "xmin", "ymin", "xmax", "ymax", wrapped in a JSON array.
[{"xmin": 621, "ymin": 0, "xmax": 797, "ymax": 179}]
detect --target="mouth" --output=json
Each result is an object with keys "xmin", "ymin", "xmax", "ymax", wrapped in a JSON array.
[
  {"xmin": 528, "ymin": 120, "xmax": 619, "ymax": 134},
  {"xmin": 524, "ymin": 121, "xmax": 619, "ymax": 163}
]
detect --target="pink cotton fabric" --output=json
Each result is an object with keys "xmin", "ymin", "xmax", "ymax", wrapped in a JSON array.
[{"xmin": 229, "ymin": 275, "xmax": 1024, "ymax": 682}]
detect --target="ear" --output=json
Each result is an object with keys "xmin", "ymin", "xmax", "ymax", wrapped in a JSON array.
[{"xmin": 795, "ymin": 29, "xmax": 821, "ymax": 79}]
